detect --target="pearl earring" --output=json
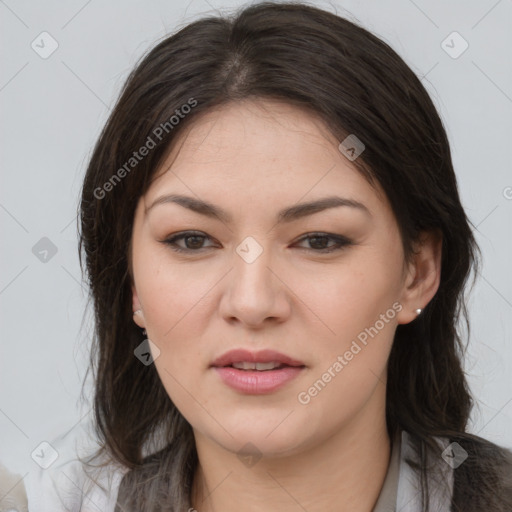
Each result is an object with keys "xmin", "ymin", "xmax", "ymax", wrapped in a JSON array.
[
  {"xmin": 415, "ymin": 308, "xmax": 422, "ymax": 315},
  {"xmin": 133, "ymin": 309, "xmax": 142, "ymax": 316}
]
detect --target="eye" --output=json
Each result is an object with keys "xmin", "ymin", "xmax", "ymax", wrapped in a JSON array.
[
  {"xmin": 293, "ymin": 232, "xmax": 353, "ymax": 253},
  {"xmin": 161, "ymin": 231, "xmax": 353, "ymax": 255},
  {"xmin": 161, "ymin": 231, "xmax": 217, "ymax": 253}
]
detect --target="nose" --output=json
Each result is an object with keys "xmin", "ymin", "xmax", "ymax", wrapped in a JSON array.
[{"xmin": 218, "ymin": 245, "xmax": 291, "ymax": 329}]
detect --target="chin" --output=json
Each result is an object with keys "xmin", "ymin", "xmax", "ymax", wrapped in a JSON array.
[{"xmin": 196, "ymin": 409, "xmax": 318, "ymax": 458}]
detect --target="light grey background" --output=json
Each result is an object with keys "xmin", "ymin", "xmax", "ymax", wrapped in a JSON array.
[{"xmin": 1, "ymin": 0, "xmax": 511, "ymax": 481}]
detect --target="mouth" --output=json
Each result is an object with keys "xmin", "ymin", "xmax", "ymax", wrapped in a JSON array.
[
  {"xmin": 211, "ymin": 348, "xmax": 305, "ymax": 369},
  {"xmin": 229, "ymin": 361, "xmax": 292, "ymax": 371},
  {"xmin": 211, "ymin": 349, "xmax": 306, "ymax": 394}
]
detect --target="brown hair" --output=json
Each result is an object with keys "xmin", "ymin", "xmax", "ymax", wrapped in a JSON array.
[{"xmin": 78, "ymin": 2, "xmax": 512, "ymax": 510}]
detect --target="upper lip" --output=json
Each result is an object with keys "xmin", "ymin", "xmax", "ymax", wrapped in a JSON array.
[{"xmin": 211, "ymin": 349, "xmax": 305, "ymax": 368}]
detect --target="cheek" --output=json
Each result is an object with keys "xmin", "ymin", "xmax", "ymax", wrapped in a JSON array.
[
  {"xmin": 294, "ymin": 266, "xmax": 399, "ymax": 426},
  {"xmin": 134, "ymin": 245, "xmax": 211, "ymax": 337},
  {"xmin": 292, "ymin": 253, "xmax": 402, "ymax": 347},
  {"xmin": 137, "ymin": 262, "xmax": 212, "ymax": 420}
]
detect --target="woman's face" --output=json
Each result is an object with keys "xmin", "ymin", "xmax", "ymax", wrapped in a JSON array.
[{"xmin": 130, "ymin": 99, "xmax": 425, "ymax": 458}]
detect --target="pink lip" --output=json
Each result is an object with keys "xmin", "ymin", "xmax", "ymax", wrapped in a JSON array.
[
  {"xmin": 211, "ymin": 349, "xmax": 305, "ymax": 394},
  {"xmin": 211, "ymin": 349, "xmax": 304, "ymax": 368}
]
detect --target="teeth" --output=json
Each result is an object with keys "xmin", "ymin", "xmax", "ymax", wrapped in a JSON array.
[{"xmin": 231, "ymin": 361, "xmax": 283, "ymax": 371}]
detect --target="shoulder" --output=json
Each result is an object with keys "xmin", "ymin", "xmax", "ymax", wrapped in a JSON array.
[
  {"xmin": 449, "ymin": 433, "xmax": 512, "ymax": 509},
  {"xmin": 401, "ymin": 430, "xmax": 512, "ymax": 478},
  {"xmin": 450, "ymin": 433, "xmax": 512, "ymax": 477},
  {"xmin": 115, "ymin": 446, "xmax": 176, "ymax": 511},
  {"xmin": 0, "ymin": 462, "xmax": 28, "ymax": 511},
  {"xmin": 115, "ymin": 440, "xmax": 196, "ymax": 511},
  {"xmin": 23, "ymin": 425, "xmax": 128, "ymax": 512},
  {"xmin": 399, "ymin": 430, "xmax": 512, "ymax": 511},
  {"xmin": 25, "ymin": 453, "xmax": 127, "ymax": 512}
]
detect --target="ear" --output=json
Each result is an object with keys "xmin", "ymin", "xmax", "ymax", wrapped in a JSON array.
[
  {"xmin": 396, "ymin": 229, "xmax": 442, "ymax": 325},
  {"xmin": 132, "ymin": 284, "xmax": 146, "ymax": 328}
]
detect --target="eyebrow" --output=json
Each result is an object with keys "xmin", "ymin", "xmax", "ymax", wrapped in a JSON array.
[{"xmin": 146, "ymin": 194, "xmax": 371, "ymax": 224}]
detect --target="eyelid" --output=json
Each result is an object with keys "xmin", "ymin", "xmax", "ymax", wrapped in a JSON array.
[
  {"xmin": 160, "ymin": 230, "xmax": 353, "ymax": 254},
  {"xmin": 160, "ymin": 231, "xmax": 218, "ymax": 253},
  {"xmin": 294, "ymin": 232, "xmax": 353, "ymax": 252}
]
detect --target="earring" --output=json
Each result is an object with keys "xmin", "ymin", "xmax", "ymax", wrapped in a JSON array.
[
  {"xmin": 133, "ymin": 310, "xmax": 146, "ymax": 336},
  {"xmin": 415, "ymin": 308, "xmax": 422, "ymax": 315}
]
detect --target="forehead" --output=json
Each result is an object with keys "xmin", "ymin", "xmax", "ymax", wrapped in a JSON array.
[
  {"xmin": 154, "ymin": 99, "xmax": 340, "ymax": 175},
  {"xmin": 142, "ymin": 99, "xmax": 388, "ymax": 218}
]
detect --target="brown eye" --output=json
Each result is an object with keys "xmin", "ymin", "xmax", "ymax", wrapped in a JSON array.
[
  {"xmin": 294, "ymin": 233, "xmax": 353, "ymax": 253},
  {"xmin": 162, "ymin": 231, "xmax": 216, "ymax": 253},
  {"xmin": 161, "ymin": 231, "xmax": 352, "ymax": 255}
]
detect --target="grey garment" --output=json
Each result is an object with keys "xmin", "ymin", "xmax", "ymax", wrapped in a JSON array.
[
  {"xmin": 372, "ymin": 432, "xmax": 401, "ymax": 512},
  {"xmin": 397, "ymin": 431, "xmax": 454, "ymax": 512},
  {"xmin": 371, "ymin": 431, "xmax": 455, "ymax": 512}
]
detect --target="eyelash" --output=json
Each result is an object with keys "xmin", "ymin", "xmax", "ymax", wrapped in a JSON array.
[{"xmin": 161, "ymin": 231, "xmax": 353, "ymax": 254}]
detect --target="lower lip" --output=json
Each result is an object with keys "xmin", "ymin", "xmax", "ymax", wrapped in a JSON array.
[{"xmin": 213, "ymin": 366, "xmax": 304, "ymax": 394}]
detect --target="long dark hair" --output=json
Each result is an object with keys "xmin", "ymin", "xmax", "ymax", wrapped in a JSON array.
[{"xmin": 78, "ymin": 2, "xmax": 512, "ymax": 510}]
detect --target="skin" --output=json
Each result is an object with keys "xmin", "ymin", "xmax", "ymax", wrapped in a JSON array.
[{"xmin": 131, "ymin": 98, "xmax": 442, "ymax": 512}]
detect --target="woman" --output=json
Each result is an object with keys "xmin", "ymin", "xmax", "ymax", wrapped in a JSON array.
[{"xmin": 24, "ymin": 2, "xmax": 512, "ymax": 511}]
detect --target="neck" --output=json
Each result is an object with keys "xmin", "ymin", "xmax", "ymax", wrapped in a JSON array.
[{"xmin": 190, "ymin": 389, "xmax": 391, "ymax": 512}]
